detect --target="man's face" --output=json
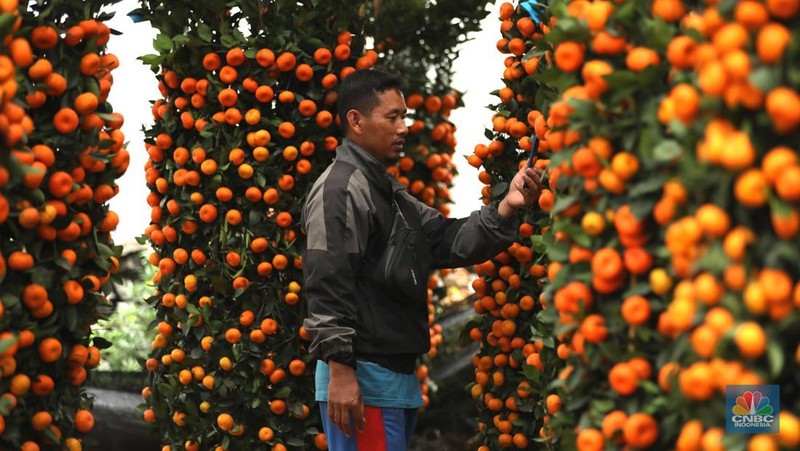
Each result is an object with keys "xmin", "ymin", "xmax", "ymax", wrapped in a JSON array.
[{"xmin": 349, "ymin": 89, "xmax": 408, "ymax": 166}]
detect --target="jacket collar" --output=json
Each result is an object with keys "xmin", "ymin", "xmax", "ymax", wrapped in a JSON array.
[{"xmin": 336, "ymin": 139, "xmax": 403, "ymax": 199}]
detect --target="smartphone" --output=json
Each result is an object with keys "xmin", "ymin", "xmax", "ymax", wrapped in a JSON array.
[
  {"xmin": 526, "ymin": 135, "xmax": 540, "ymax": 169},
  {"xmin": 522, "ymin": 136, "xmax": 540, "ymax": 191}
]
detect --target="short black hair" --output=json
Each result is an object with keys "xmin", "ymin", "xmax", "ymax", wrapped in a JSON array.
[{"xmin": 337, "ymin": 69, "xmax": 403, "ymax": 135}]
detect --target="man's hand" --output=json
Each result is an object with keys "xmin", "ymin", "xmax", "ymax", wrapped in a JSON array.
[
  {"xmin": 498, "ymin": 166, "xmax": 544, "ymax": 218},
  {"xmin": 327, "ymin": 361, "xmax": 365, "ymax": 438}
]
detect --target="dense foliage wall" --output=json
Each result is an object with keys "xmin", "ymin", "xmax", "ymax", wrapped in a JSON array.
[
  {"xmin": 467, "ymin": 1, "xmax": 561, "ymax": 448},
  {"xmin": 470, "ymin": 0, "xmax": 800, "ymax": 449},
  {"xmin": 136, "ymin": 1, "xmax": 373, "ymax": 449},
  {"xmin": 0, "ymin": 0, "xmax": 127, "ymax": 449}
]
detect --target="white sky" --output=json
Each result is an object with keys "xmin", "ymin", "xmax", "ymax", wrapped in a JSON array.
[{"xmin": 107, "ymin": 0, "xmax": 506, "ymax": 243}]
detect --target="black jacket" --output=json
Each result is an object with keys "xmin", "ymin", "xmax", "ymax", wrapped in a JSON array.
[{"xmin": 302, "ymin": 140, "xmax": 517, "ymax": 373}]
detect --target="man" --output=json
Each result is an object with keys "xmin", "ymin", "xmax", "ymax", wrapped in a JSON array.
[{"xmin": 302, "ymin": 69, "xmax": 542, "ymax": 450}]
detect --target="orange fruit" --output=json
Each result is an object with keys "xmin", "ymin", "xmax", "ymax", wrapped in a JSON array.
[
  {"xmin": 621, "ymin": 295, "xmax": 651, "ymax": 326},
  {"xmin": 276, "ymin": 52, "xmax": 296, "ymax": 71},
  {"xmin": 676, "ymin": 420, "xmax": 704, "ymax": 451},
  {"xmin": 623, "ymin": 413, "xmax": 659, "ymax": 448},
  {"xmin": 734, "ymin": 321, "xmax": 767, "ymax": 359},
  {"xmin": 31, "ymin": 411, "xmax": 52, "ymax": 431},
  {"xmin": 652, "ymin": 0, "xmax": 686, "ymax": 22},
  {"xmin": 554, "ymin": 41, "xmax": 585, "ymax": 72},
  {"xmin": 609, "ymin": 362, "xmax": 638, "ymax": 396},
  {"xmin": 762, "ymin": 146, "xmax": 797, "ymax": 184},
  {"xmin": 38, "ymin": 337, "xmax": 62, "ymax": 363},
  {"xmin": 577, "ymin": 428, "xmax": 605, "ymax": 451},
  {"xmin": 757, "ymin": 23, "xmax": 791, "ymax": 64},
  {"xmin": 289, "ymin": 359, "xmax": 306, "ymax": 376},
  {"xmin": 766, "ymin": 87, "xmax": 800, "ymax": 133},
  {"xmin": 74, "ymin": 410, "xmax": 94, "ymax": 433},
  {"xmin": 74, "ymin": 92, "xmax": 99, "ymax": 115},
  {"xmin": 766, "ymin": 0, "xmax": 799, "ymax": 19},
  {"xmin": 626, "ymin": 47, "xmax": 661, "ymax": 72},
  {"xmin": 10, "ymin": 374, "xmax": 31, "ymax": 396},
  {"xmin": 586, "ymin": 1, "xmax": 614, "ymax": 31},
  {"xmin": 776, "ymin": 166, "xmax": 800, "ymax": 201},
  {"xmin": 667, "ymin": 35, "xmax": 697, "ymax": 69},
  {"xmin": 735, "ymin": 169, "xmax": 769, "ymax": 207},
  {"xmin": 593, "ymin": 31, "xmax": 627, "ymax": 55},
  {"xmin": 217, "ymin": 413, "xmax": 234, "ymax": 431},
  {"xmin": 53, "ymin": 108, "xmax": 79, "ymax": 134},
  {"xmin": 269, "ymin": 399, "xmax": 287, "ymax": 415}
]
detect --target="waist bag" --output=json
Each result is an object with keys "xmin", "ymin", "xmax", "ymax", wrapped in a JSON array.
[{"xmin": 375, "ymin": 192, "xmax": 432, "ymax": 303}]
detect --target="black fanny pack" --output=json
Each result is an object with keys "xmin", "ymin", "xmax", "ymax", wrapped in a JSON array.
[{"xmin": 375, "ymin": 192, "xmax": 432, "ymax": 303}]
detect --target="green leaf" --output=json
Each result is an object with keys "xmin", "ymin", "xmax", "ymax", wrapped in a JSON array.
[
  {"xmin": 0, "ymin": 337, "xmax": 18, "ymax": 355},
  {"xmin": 546, "ymin": 240, "xmax": 569, "ymax": 262},
  {"xmin": 551, "ymin": 194, "xmax": 578, "ymax": 215},
  {"xmin": 0, "ymin": 12, "xmax": 17, "ymax": 36},
  {"xmin": 41, "ymin": 427, "xmax": 60, "ymax": 444},
  {"xmin": 522, "ymin": 363, "xmax": 540, "ymax": 382},
  {"xmin": 197, "ymin": 24, "xmax": 213, "ymax": 42},
  {"xmin": 530, "ymin": 235, "xmax": 547, "ymax": 254},
  {"xmin": 652, "ymin": 140, "xmax": 682, "ymax": 162},
  {"xmin": 274, "ymin": 385, "xmax": 292, "ymax": 398},
  {"xmin": 696, "ymin": 242, "xmax": 729, "ymax": 274},
  {"xmin": 0, "ymin": 395, "xmax": 12, "ymax": 415},
  {"xmin": 153, "ymin": 34, "xmax": 174, "ymax": 52},
  {"xmin": 535, "ymin": 69, "xmax": 579, "ymax": 94},
  {"xmin": 590, "ymin": 398, "xmax": 614, "ymax": 414},
  {"xmin": 493, "ymin": 182, "xmax": 509, "ymax": 199},
  {"xmin": 629, "ymin": 197, "xmax": 656, "ymax": 222},
  {"xmin": 766, "ymin": 340, "xmax": 784, "ymax": 378},
  {"xmin": 628, "ymin": 174, "xmax": 668, "ymax": 197},
  {"xmin": 1, "ymin": 294, "xmax": 19, "ymax": 309},
  {"xmin": 139, "ymin": 54, "xmax": 164, "ymax": 67},
  {"xmin": 603, "ymin": 70, "xmax": 640, "ymax": 91},
  {"xmin": 172, "ymin": 35, "xmax": 191, "ymax": 45},
  {"xmin": 749, "ymin": 66, "xmax": 780, "ymax": 93},
  {"xmin": 640, "ymin": 380, "xmax": 662, "ymax": 395},
  {"xmin": 93, "ymin": 336, "xmax": 113, "ymax": 350},
  {"xmin": 31, "ymin": 267, "xmax": 54, "ymax": 287},
  {"xmin": 96, "ymin": 242, "xmax": 115, "ymax": 260},
  {"xmin": 522, "ymin": 47, "xmax": 546, "ymax": 63},
  {"xmin": 67, "ymin": 308, "xmax": 79, "ymax": 331},
  {"xmin": 220, "ymin": 33, "xmax": 237, "ymax": 48},
  {"xmin": 622, "ymin": 283, "xmax": 651, "ymax": 298},
  {"xmin": 642, "ymin": 17, "xmax": 675, "ymax": 52},
  {"xmin": 769, "ymin": 197, "xmax": 793, "ymax": 218}
]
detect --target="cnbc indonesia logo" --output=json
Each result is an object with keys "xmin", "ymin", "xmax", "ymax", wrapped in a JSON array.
[{"xmin": 727, "ymin": 386, "xmax": 780, "ymax": 434}]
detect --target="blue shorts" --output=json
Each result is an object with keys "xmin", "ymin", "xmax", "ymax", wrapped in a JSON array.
[{"xmin": 319, "ymin": 402, "xmax": 417, "ymax": 451}]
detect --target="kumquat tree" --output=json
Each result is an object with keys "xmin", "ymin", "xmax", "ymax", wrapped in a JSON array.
[
  {"xmin": 136, "ymin": 1, "xmax": 376, "ymax": 449},
  {"xmin": 466, "ymin": 1, "xmax": 562, "ymax": 449},
  {"xmin": 0, "ymin": 0, "xmax": 127, "ymax": 449},
  {"xmin": 467, "ymin": 0, "xmax": 800, "ymax": 450}
]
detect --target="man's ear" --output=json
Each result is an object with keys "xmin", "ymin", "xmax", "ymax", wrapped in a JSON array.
[{"xmin": 346, "ymin": 109, "xmax": 362, "ymax": 135}]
